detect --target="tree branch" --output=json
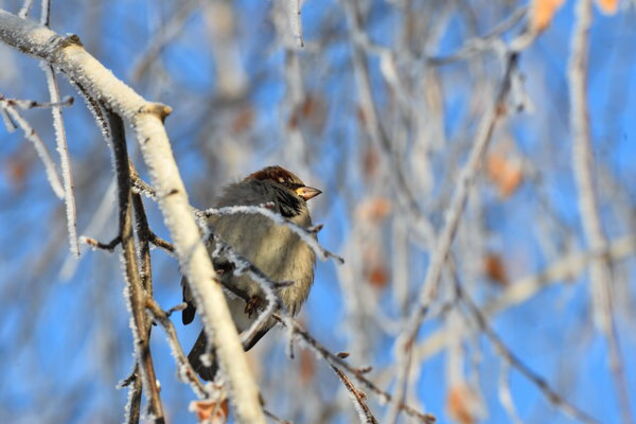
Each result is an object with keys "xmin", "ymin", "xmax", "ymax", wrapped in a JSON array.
[
  {"xmin": 0, "ymin": 10, "xmax": 265, "ymax": 422},
  {"xmin": 106, "ymin": 108, "xmax": 165, "ymax": 422}
]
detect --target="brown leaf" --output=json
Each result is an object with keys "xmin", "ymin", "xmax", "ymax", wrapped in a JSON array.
[
  {"xmin": 530, "ymin": 0, "xmax": 566, "ymax": 32},
  {"xmin": 299, "ymin": 348, "xmax": 315, "ymax": 382},
  {"xmin": 486, "ymin": 154, "xmax": 523, "ymax": 198},
  {"xmin": 483, "ymin": 253, "xmax": 508, "ymax": 286},
  {"xmin": 5, "ymin": 158, "xmax": 29, "ymax": 187},
  {"xmin": 287, "ymin": 94, "xmax": 327, "ymax": 133},
  {"xmin": 356, "ymin": 105, "xmax": 367, "ymax": 127},
  {"xmin": 596, "ymin": 0, "xmax": 618, "ymax": 14},
  {"xmin": 367, "ymin": 265, "xmax": 389, "ymax": 289},
  {"xmin": 362, "ymin": 146, "xmax": 380, "ymax": 179},
  {"xmin": 301, "ymin": 94, "xmax": 327, "ymax": 133},
  {"xmin": 4, "ymin": 147, "xmax": 33, "ymax": 191}
]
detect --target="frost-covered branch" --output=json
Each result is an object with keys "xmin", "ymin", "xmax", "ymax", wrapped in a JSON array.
[
  {"xmin": 145, "ymin": 298, "xmax": 207, "ymax": 399},
  {"xmin": 0, "ymin": 10, "xmax": 265, "ymax": 422},
  {"xmin": 131, "ymin": 173, "xmax": 343, "ymax": 264},
  {"xmin": 40, "ymin": 0, "xmax": 78, "ymax": 256},
  {"xmin": 282, "ymin": 313, "xmax": 435, "ymax": 423},
  {"xmin": 568, "ymin": 2, "xmax": 633, "ymax": 423},
  {"xmin": 330, "ymin": 365, "xmax": 378, "ymax": 424},
  {"xmin": 106, "ymin": 108, "xmax": 165, "ymax": 422},
  {"xmin": 0, "ymin": 97, "xmax": 64, "ymax": 198},
  {"xmin": 387, "ymin": 52, "xmax": 519, "ymax": 423},
  {"xmin": 43, "ymin": 64, "xmax": 79, "ymax": 256},
  {"xmin": 0, "ymin": 93, "xmax": 73, "ymax": 109},
  {"xmin": 18, "ymin": 0, "xmax": 33, "ymax": 19},
  {"xmin": 122, "ymin": 366, "xmax": 143, "ymax": 424},
  {"xmin": 201, "ymin": 205, "xmax": 344, "ymax": 263},
  {"xmin": 144, "ymin": 230, "xmax": 434, "ymax": 423}
]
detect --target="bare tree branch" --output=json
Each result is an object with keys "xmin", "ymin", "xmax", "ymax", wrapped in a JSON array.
[
  {"xmin": 0, "ymin": 10, "xmax": 266, "ymax": 422},
  {"xmin": 568, "ymin": 2, "xmax": 633, "ymax": 423}
]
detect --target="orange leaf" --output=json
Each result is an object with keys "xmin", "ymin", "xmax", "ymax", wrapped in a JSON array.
[
  {"xmin": 596, "ymin": 0, "xmax": 619, "ymax": 14},
  {"xmin": 190, "ymin": 399, "xmax": 229, "ymax": 423},
  {"xmin": 530, "ymin": 0, "xmax": 566, "ymax": 31},
  {"xmin": 486, "ymin": 154, "xmax": 523, "ymax": 198},
  {"xmin": 357, "ymin": 197, "xmax": 392, "ymax": 221},
  {"xmin": 446, "ymin": 384, "xmax": 481, "ymax": 424},
  {"xmin": 367, "ymin": 265, "xmax": 389, "ymax": 289}
]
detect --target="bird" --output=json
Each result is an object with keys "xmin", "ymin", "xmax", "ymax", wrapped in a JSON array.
[{"xmin": 182, "ymin": 165, "xmax": 321, "ymax": 381}]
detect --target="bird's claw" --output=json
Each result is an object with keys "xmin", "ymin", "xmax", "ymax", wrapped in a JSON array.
[{"xmin": 244, "ymin": 295, "xmax": 265, "ymax": 318}]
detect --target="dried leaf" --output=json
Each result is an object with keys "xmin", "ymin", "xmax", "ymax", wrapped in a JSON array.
[
  {"xmin": 362, "ymin": 146, "xmax": 380, "ymax": 179},
  {"xmin": 5, "ymin": 158, "xmax": 29, "ymax": 188},
  {"xmin": 483, "ymin": 253, "xmax": 508, "ymax": 286},
  {"xmin": 190, "ymin": 398, "xmax": 229, "ymax": 423},
  {"xmin": 4, "ymin": 147, "xmax": 32, "ymax": 190},
  {"xmin": 446, "ymin": 384, "xmax": 482, "ymax": 424},
  {"xmin": 299, "ymin": 348, "xmax": 315, "ymax": 382},
  {"xmin": 486, "ymin": 154, "xmax": 523, "ymax": 198},
  {"xmin": 596, "ymin": 0, "xmax": 618, "ymax": 14},
  {"xmin": 367, "ymin": 265, "xmax": 389, "ymax": 289},
  {"xmin": 530, "ymin": 0, "xmax": 566, "ymax": 32},
  {"xmin": 357, "ymin": 197, "xmax": 392, "ymax": 221},
  {"xmin": 288, "ymin": 94, "xmax": 327, "ymax": 133}
]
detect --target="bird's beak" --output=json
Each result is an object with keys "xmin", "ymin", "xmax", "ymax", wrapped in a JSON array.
[{"xmin": 296, "ymin": 186, "xmax": 322, "ymax": 201}]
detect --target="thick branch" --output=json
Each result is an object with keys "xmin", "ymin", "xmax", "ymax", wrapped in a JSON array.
[{"xmin": 0, "ymin": 10, "xmax": 265, "ymax": 422}]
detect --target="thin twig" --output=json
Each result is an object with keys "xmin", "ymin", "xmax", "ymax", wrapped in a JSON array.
[
  {"xmin": 145, "ymin": 298, "xmax": 207, "ymax": 398},
  {"xmin": 131, "ymin": 173, "xmax": 343, "ymax": 265},
  {"xmin": 330, "ymin": 365, "xmax": 379, "ymax": 424},
  {"xmin": 130, "ymin": 0, "xmax": 200, "ymax": 82},
  {"xmin": 388, "ymin": 52, "xmax": 519, "ymax": 423},
  {"xmin": 81, "ymin": 235, "xmax": 121, "ymax": 251},
  {"xmin": 568, "ymin": 1, "xmax": 633, "ymax": 423},
  {"xmin": 0, "ymin": 93, "xmax": 73, "ymax": 109},
  {"xmin": 40, "ymin": 0, "xmax": 51, "ymax": 27},
  {"xmin": 263, "ymin": 408, "xmax": 293, "ymax": 424},
  {"xmin": 141, "ymin": 237, "xmax": 435, "ymax": 423},
  {"xmin": 201, "ymin": 205, "xmax": 344, "ymax": 263},
  {"xmin": 497, "ymin": 361, "xmax": 523, "ymax": 424},
  {"xmin": 123, "ymin": 366, "xmax": 143, "ymax": 424},
  {"xmin": 0, "ymin": 99, "xmax": 64, "ymax": 198},
  {"xmin": 450, "ymin": 258, "xmax": 600, "ymax": 424},
  {"xmin": 43, "ymin": 64, "xmax": 79, "ymax": 256},
  {"xmin": 18, "ymin": 0, "xmax": 34, "ymax": 18},
  {"xmin": 413, "ymin": 236, "xmax": 636, "ymax": 364}
]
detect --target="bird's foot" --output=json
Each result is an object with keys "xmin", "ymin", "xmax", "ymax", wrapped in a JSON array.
[{"xmin": 244, "ymin": 295, "xmax": 265, "ymax": 318}]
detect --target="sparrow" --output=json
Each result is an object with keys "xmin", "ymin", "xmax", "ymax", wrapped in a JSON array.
[{"xmin": 182, "ymin": 165, "xmax": 321, "ymax": 381}]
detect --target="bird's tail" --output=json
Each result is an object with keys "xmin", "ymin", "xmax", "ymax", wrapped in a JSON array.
[{"xmin": 188, "ymin": 330, "xmax": 218, "ymax": 381}]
